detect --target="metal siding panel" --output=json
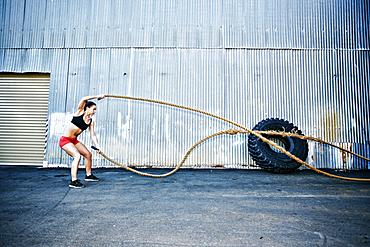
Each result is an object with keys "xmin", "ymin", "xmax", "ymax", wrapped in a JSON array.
[
  {"xmin": 103, "ymin": 49, "xmax": 132, "ymax": 166},
  {"xmin": 45, "ymin": 49, "xmax": 70, "ymax": 164},
  {"xmin": 44, "ymin": 0, "xmax": 68, "ymax": 48},
  {"xmin": 0, "ymin": 2, "xmax": 4, "ymax": 48},
  {"xmin": 65, "ymin": 49, "xmax": 92, "ymax": 113},
  {"xmin": 64, "ymin": 0, "xmax": 90, "ymax": 48},
  {"xmin": 22, "ymin": 0, "xmax": 47, "ymax": 48},
  {"xmin": 352, "ymin": 50, "xmax": 370, "ymax": 143},
  {"xmin": 0, "ymin": 0, "xmax": 368, "ymax": 49},
  {"xmin": 152, "ymin": 0, "xmax": 180, "ymax": 48},
  {"xmin": 23, "ymin": 49, "xmax": 50, "ymax": 72},
  {"xmin": 0, "ymin": 49, "xmax": 4, "ymax": 69},
  {"xmin": 151, "ymin": 49, "xmax": 179, "ymax": 167},
  {"xmin": 128, "ymin": 49, "xmax": 155, "ymax": 166},
  {"xmin": 0, "ymin": 0, "xmax": 25, "ymax": 48},
  {"xmin": 359, "ymin": 0, "xmax": 370, "ymax": 49},
  {"xmin": 110, "ymin": 0, "xmax": 133, "ymax": 47},
  {"xmin": 85, "ymin": 0, "xmax": 114, "ymax": 48},
  {"xmin": 2, "ymin": 49, "xmax": 26, "ymax": 72}
]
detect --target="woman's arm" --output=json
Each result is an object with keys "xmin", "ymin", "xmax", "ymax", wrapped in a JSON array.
[
  {"xmin": 76, "ymin": 94, "xmax": 106, "ymax": 113},
  {"xmin": 89, "ymin": 121, "xmax": 101, "ymax": 152}
]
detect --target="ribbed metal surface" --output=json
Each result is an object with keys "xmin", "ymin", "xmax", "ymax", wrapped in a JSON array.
[
  {"xmin": 0, "ymin": 0, "xmax": 369, "ymax": 170},
  {"xmin": 1, "ymin": 0, "xmax": 369, "ymax": 49},
  {"xmin": 0, "ymin": 73, "xmax": 50, "ymax": 165}
]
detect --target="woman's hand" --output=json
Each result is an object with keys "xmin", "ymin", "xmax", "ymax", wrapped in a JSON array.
[
  {"xmin": 98, "ymin": 94, "xmax": 105, "ymax": 100},
  {"xmin": 91, "ymin": 146, "xmax": 101, "ymax": 153}
]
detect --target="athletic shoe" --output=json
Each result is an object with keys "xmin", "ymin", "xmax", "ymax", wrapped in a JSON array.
[
  {"xmin": 69, "ymin": 180, "xmax": 85, "ymax": 188},
  {"xmin": 85, "ymin": 174, "xmax": 100, "ymax": 181}
]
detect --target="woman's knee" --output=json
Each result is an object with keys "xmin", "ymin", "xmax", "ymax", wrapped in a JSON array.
[
  {"xmin": 73, "ymin": 152, "xmax": 82, "ymax": 160},
  {"xmin": 84, "ymin": 151, "xmax": 92, "ymax": 160}
]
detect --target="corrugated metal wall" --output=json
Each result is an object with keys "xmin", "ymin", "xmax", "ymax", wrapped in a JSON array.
[{"xmin": 0, "ymin": 0, "xmax": 369, "ymax": 169}]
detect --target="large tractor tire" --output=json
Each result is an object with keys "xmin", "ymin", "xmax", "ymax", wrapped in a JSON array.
[{"xmin": 248, "ymin": 118, "xmax": 309, "ymax": 174}]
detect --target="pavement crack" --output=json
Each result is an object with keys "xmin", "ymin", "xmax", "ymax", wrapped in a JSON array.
[
  {"xmin": 43, "ymin": 187, "xmax": 70, "ymax": 217},
  {"xmin": 18, "ymin": 187, "xmax": 71, "ymax": 236}
]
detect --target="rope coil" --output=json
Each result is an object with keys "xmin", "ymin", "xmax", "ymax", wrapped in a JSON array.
[{"xmin": 96, "ymin": 95, "xmax": 370, "ymax": 182}]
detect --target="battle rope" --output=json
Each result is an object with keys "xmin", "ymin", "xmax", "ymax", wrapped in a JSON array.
[{"xmin": 93, "ymin": 95, "xmax": 370, "ymax": 182}]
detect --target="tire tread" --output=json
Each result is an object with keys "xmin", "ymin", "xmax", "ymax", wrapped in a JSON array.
[{"xmin": 248, "ymin": 118, "xmax": 309, "ymax": 174}]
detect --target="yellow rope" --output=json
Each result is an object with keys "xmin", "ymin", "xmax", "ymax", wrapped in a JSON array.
[
  {"xmin": 97, "ymin": 95, "xmax": 370, "ymax": 182},
  {"xmin": 254, "ymin": 130, "xmax": 370, "ymax": 163},
  {"xmin": 99, "ymin": 130, "xmax": 228, "ymax": 178}
]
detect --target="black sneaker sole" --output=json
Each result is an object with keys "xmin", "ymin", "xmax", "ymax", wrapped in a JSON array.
[{"xmin": 69, "ymin": 184, "xmax": 85, "ymax": 188}]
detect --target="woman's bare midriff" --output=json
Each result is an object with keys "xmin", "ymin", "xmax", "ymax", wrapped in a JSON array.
[{"xmin": 63, "ymin": 123, "xmax": 84, "ymax": 139}]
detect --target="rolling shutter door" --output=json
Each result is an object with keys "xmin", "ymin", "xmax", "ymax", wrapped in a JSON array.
[{"xmin": 0, "ymin": 73, "xmax": 50, "ymax": 165}]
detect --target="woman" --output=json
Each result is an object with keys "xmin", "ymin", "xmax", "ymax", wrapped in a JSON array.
[{"xmin": 59, "ymin": 95, "xmax": 105, "ymax": 188}]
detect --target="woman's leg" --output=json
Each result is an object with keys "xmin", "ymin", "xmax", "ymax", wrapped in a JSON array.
[
  {"xmin": 61, "ymin": 143, "xmax": 81, "ymax": 181},
  {"xmin": 75, "ymin": 142, "xmax": 93, "ymax": 176}
]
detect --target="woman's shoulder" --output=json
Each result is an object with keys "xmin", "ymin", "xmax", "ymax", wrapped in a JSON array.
[{"xmin": 74, "ymin": 109, "xmax": 84, "ymax": 117}]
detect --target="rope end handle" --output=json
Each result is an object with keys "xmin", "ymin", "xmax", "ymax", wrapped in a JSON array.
[
  {"xmin": 91, "ymin": 146, "xmax": 99, "ymax": 151},
  {"xmin": 97, "ymin": 94, "xmax": 106, "ymax": 101}
]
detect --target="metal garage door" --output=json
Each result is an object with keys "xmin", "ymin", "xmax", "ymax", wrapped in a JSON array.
[{"xmin": 0, "ymin": 73, "xmax": 50, "ymax": 165}]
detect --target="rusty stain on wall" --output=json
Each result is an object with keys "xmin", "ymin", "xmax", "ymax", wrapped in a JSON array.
[
  {"xmin": 319, "ymin": 108, "xmax": 342, "ymax": 142},
  {"xmin": 339, "ymin": 143, "xmax": 353, "ymax": 170}
]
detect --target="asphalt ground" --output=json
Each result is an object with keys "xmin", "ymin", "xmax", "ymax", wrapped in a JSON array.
[{"xmin": 0, "ymin": 166, "xmax": 370, "ymax": 247}]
